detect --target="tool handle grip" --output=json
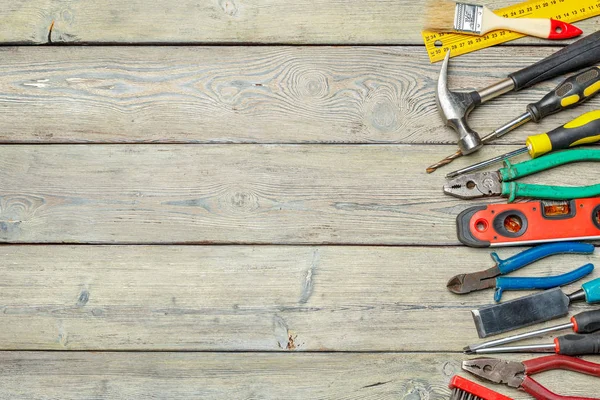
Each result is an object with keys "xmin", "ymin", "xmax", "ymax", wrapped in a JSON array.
[
  {"xmin": 494, "ymin": 263, "xmax": 594, "ymax": 302},
  {"xmin": 492, "ymin": 242, "xmax": 595, "ymax": 275},
  {"xmin": 521, "ymin": 376, "xmax": 598, "ymax": 400},
  {"xmin": 448, "ymin": 376, "xmax": 512, "ymax": 400},
  {"xmin": 494, "ymin": 17, "xmax": 580, "ymax": 40},
  {"xmin": 509, "ymin": 31, "xmax": 600, "ymax": 91},
  {"xmin": 573, "ymin": 310, "xmax": 600, "ymax": 334},
  {"xmin": 527, "ymin": 110, "xmax": 600, "ymax": 158},
  {"xmin": 502, "ymin": 182, "xmax": 600, "ymax": 202},
  {"xmin": 501, "ymin": 148, "xmax": 600, "ymax": 181},
  {"xmin": 582, "ymin": 278, "xmax": 600, "ymax": 304},
  {"xmin": 528, "ymin": 67, "xmax": 600, "ymax": 123},
  {"xmin": 557, "ymin": 334, "xmax": 600, "ymax": 356},
  {"xmin": 524, "ymin": 354, "xmax": 600, "ymax": 375}
]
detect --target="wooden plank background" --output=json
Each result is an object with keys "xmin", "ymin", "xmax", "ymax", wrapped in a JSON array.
[
  {"xmin": 1, "ymin": 1, "xmax": 600, "ymax": 399},
  {"xmin": 0, "ymin": 46, "xmax": 597, "ymax": 144},
  {"xmin": 0, "ymin": 245, "xmax": 598, "ymax": 352},
  {"xmin": 1, "ymin": 0, "xmax": 597, "ymax": 44},
  {"xmin": 0, "ymin": 144, "xmax": 598, "ymax": 244},
  {"xmin": 0, "ymin": 352, "xmax": 598, "ymax": 399}
]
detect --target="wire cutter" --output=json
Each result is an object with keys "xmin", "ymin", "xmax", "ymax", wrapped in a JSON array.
[
  {"xmin": 463, "ymin": 355, "xmax": 600, "ymax": 400},
  {"xmin": 444, "ymin": 148, "xmax": 600, "ymax": 202},
  {"xmin": 446, "ymin": 242, "xmax": 595, "ymax": 301}
]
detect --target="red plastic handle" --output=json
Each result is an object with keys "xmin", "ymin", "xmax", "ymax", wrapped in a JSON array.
[
  {"xmin": 548, "ymin": 20, "xmax": 583, "ymax": 40},
  {"xmin": 524, "ymin": 355, "xmax": 600, "ymax": 376},
  {"xmin": 449, "ymin": 376, "xmax": 512, "ymax": 400},
  {"xmin": 521, "ymin": 376, "xmax": 599, "ymax": 400}
]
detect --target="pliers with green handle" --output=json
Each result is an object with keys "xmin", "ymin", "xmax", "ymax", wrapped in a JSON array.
[{"xmin": 443, "ymin": 148, "xmax": 600, "ymax": 202}]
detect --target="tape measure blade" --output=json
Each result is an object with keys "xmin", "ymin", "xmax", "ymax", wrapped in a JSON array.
[{"xmin": 423, "ymin": 31, "xmax": 525, "ymax": 62}]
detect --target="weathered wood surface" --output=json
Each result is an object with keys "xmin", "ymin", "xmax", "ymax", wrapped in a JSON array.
[
  {"xmin": 0, "ymin": 144, "xmax": 597, "ymax": 244},
  {"xmin": 0, "ymin": 1, "xmax": 596, "ymax": 45},
  {"xmin": 1, "ymin": 352, "xmax": 599, "ymax": 399},
  {"xmin": 1, "ymin": 46, "xmax": 599, "ymax": 144},
  {"xmin": 0, "ymin": 244, "xmax": 597, "ymax": 351},
  {"xmin": 1, "ymin": 8, "xmax": 599, "ymax": 397}
]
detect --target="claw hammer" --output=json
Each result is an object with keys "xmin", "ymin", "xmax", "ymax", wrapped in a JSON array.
[{"xmin": 436, "ymin": 30, "xmax": 600, "ymax": 155}]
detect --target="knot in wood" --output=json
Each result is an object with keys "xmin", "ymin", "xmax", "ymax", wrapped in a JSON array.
[
  {"xmin": 218, "ymin": 187, "xmax": 260, "ymax": 214},
  {"xmin": 296, "ymin": 70, "xmax": 329, "ymax": 100},
  {"xmin": 0, "ymin": 195, "xmax": 45, "ymax": 236},
  {"xmin": 219, "ymin": 0, "xmax": 239, "ymax": 16},
  {"xmin": 363, "ymin": 85, "xmax": 401, "ymax": 133}
]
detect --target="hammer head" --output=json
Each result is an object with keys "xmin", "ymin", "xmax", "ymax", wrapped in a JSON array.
[{"xmin": 436, "ymin": 51, "xmax": 483, "ymax": 155}]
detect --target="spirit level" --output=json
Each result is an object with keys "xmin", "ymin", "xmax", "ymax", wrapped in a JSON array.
[{"xmin": 457, "ymin": 197, "xmax": 600, "ymax": 247}]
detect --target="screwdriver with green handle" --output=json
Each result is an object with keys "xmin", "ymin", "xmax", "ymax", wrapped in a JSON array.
[
  {"xmin": 446, "ymin": 109, "xmax": 600, "ymax": 178},
  {"xmin": 428, "ymin": 66, "xmax": 600, "ymax": 174}
]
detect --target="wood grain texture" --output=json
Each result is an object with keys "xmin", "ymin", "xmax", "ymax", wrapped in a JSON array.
[
  {"xmin": 1, "ymin": 351, "xmax": 599, "ymax": 399},
  {"xmin": 0, "ymin": 244, "xmax": 597, "ymax": 351},
  {"xmin": 0, "ymin": 144, "xmax": 598, "ymax": 245},
  {"xmin": 1, "ymin": 1, "xmax": 597, "ymax": 44},
  {"xmin": 1, "ymin": 46, "xmax": 599, "ymax": 144}
]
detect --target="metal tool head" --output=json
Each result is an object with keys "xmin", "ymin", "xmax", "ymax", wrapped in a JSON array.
[
  {"xmin": 471, "ymin": 288, "xmax": 570, "ymax": 338},
  {"xmin": 446, "ymin": 266, "xmax": 500, "ymax": 294},
  {"xmin": 436, "ymin": 51, "xmax": 483, "ymax": 155},
  {"xmin": 443, "ymin": 171, "xmax": 502, "ymax": 199},
  {"xmin": 462, "ymin": 358, "xmax": 525, "ymax": 388}
]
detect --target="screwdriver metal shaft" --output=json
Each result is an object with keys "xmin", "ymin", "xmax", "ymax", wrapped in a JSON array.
[
  {"xmin": 426, "ymin": 112, "xmax": 531, "ymax": 173},
  {"xmin": 469, "ymin": 343, "xmax": 557, "ymax": 354},
  {"xmin": 446, "ymin": 147, "xmax": 528, "ymax": 178},
  {"xmin": 447, "ymin": 109, "xmax": 600, "ymax": 178},
  {"xmin": 469, "ymin": 332, "xmax": 600, "ymax": 356},
  {"xmin": 464, "ymin": 322, "xmax": 573, "ymax": 354},
  {"xmin": 465, "ymin": 309, "xmax": 600, "ymax": 354}
]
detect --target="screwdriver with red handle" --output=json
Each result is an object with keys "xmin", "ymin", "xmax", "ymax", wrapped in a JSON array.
[
  {"xmin": 465, "ymin": 309, "xmax": 600, "ymax": 355},
  {"xmin": 467, "ymin": 332, "xmax": 600, "ymax": 356}
]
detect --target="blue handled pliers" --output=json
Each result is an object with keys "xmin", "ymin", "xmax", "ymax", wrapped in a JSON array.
[{"xmin": 447, "ymin": 242, "xmax": 595, "ymax": 302}]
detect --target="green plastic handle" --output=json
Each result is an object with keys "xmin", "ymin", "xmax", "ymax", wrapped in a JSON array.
[
  {"xmin": 502, "ymin": 182, "xmax": 600, "ymax": 202},
  {"xmin": 500, "ymin": 148, "xmax": 600, "ymax": 181},
  {"xmin": 583, "ymin": 278, "xmax": 600, "ymax": 304}
]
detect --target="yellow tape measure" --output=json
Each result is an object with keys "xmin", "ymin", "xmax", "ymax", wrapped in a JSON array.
[{"xmin": 422, "ymin": 0, "xmax": 600, "ymax": 63}]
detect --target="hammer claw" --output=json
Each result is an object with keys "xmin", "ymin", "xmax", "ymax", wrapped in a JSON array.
[{"xmin": 436, "ymin": 51, "xmax": 483, "ymax": 155}]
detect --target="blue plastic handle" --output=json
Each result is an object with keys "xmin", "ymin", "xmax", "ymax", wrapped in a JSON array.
[
  {"xmin": 494, "ymin": 263, "xmax": 594, "ymax": 302},
  {"xmin": 583, "ymin": 277, "xmax": 600, "ymax": 304},
  {"xmin": 492, "ymin": 242, "xmax": 595, "ymax": 275}
]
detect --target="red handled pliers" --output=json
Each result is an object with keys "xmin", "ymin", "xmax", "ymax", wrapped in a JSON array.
[{"xmin": 463, "ymin": 355, "xmax": 600, "ymax": 400}]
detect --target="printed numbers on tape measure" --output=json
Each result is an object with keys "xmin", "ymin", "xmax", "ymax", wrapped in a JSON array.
[
  {"xmin": 503, "ymin": 0, "xmax": 565, "ymax": 16},
  {"xmin": 423, "ymin": 0, "xmax": 600, "ymax": 62},
  {"xmin": 428, "ymin": 32, "xmax": 505, "ymax": 57}
]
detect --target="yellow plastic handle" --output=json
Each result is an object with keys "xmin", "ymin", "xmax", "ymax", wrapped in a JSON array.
[{"xmin": 526, "ymin": 110, "xmax": 600, "ymax": 158}]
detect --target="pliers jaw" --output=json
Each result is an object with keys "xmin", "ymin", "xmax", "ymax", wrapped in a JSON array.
[
  {"xmin": 446, "ymin": 266, "xmax": 499, "ymax": 294},
  {"xmin": 462, "ymin": 358, "xmax": 525, "ymax": 388},
  {"xmin": 443, "ymin": 171, "xmax": 503, "ymax": 199}
]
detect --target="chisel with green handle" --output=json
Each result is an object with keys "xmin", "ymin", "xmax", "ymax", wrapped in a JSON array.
[
  {"xmin": 447, "ymin": 109, "xmax": 600, "ymax": 178},
  {"xmin": 443, "ymin": 148, "xmax": 600, "ymax": 202}
]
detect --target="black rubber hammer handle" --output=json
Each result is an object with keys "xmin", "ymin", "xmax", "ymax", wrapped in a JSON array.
[{"xmin": 509, "ymin": 30, "xmax": 600, "ymax": 91}]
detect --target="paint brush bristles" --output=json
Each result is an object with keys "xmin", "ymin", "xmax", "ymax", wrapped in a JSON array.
[{"xmin": 424, "ymin": 0, "xmax": 459, "ymax": 32}]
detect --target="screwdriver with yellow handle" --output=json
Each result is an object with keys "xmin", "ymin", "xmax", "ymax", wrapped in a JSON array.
[
  {"xmin": 427, "ymin": 66, "xmax": 600, "ymax": 174},
  {"xmin": 446, "ymin": 110, "xmax": 600, "ymax": 178}
]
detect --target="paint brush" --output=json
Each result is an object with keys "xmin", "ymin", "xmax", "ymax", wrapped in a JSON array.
[{"xmin": 425, "ymin": 0, "xmax": 583, "ymax": 40}]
